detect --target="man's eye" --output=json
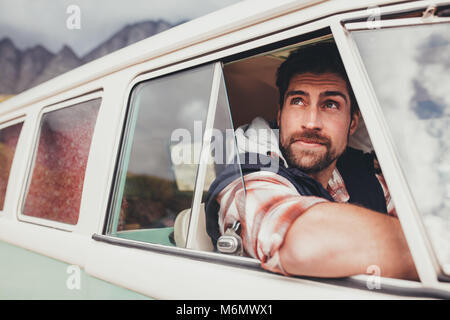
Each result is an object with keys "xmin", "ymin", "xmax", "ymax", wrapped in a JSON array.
[
  {"xmin": 291, "ymin": 97, "xmax": 305, "ymax": 106},
  {"xmin": 323, "ymin": 101, "xmax": 339, "ymax": 109}
]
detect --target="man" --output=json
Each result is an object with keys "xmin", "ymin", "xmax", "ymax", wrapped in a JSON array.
[{"xmin": 205, "ymin": 42, "xmax": 418, "ymax": 280}]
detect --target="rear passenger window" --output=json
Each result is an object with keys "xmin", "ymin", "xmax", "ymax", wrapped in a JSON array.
[
  {"xmin": 22, "ymin": 98, "xmax": 100, "ymax": 225},
  {"xmin": 0, "ymin": 121, "xmax": 23, "ymax": 210}
]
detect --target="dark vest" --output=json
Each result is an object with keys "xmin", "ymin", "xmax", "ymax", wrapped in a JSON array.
[{"xmin": 205, "ymin": 147, "xmax": 387, "ymax": 246}]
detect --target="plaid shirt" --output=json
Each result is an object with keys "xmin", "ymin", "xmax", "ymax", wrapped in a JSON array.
[{"xmin": 215, "ymin": 159, "xmax": 397, "ymax": 275}]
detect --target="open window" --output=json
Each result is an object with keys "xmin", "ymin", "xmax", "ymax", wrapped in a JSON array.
[{"xmin": 209, "ymin": 30, "xmax": 423, "ymax": 281}]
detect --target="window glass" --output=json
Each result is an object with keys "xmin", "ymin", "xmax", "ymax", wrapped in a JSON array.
[
  {"xmin": 352, "ymin": 23, "xmax": 450, "ymax": 274},
  {"xmin": 0, "ymin": 122, "xmax": 23, "ymax": 210},
  {"xmin": 187, "ymin": 69, "xmax": 245, "ymax": 251},
  {"xmin": 210, "ymin": 72, "xmax": 245, "ymax": 191},
  {"xmin": 107, "ymin": 65, "xmax": 215, "ymax": 246},
  {"xmin": 23, "ymin": 98, "xmax": 101, "ymax": 225}
]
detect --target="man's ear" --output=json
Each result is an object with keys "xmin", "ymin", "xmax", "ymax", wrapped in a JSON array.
[{"xmin": 349, "ymin": 110, "xmax": 360, "ymax": 136}]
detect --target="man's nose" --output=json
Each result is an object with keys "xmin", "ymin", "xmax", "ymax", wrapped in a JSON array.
[{"xmin": 301, "ymin": 107, "xmax": 323, "ymax": 130}]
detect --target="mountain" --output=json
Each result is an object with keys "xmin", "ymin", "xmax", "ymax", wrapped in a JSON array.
[
  {"xmin": 15, "ymin": 45, "xmax": 55, "ymax": 93},
  {"xmin": 0, "ymin": 38, "xmax": 21, "ymax": 94},
  {"xmin": 0, "ymin": 19, "xmax": 173, "ymax": 95},
  {"xmin": 29, "ymin": 45, "xmax": 82, "ymax": 88}
]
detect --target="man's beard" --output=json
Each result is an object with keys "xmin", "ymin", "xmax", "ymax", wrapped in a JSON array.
[{"xmin": 279, "ymin": 128, "xmax": 344, "ymax": 174}]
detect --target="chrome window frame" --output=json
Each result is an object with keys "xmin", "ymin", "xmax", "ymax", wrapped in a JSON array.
[{"xmin": 96, "ymin": 0, "xmax": 450, "ymax": 296}]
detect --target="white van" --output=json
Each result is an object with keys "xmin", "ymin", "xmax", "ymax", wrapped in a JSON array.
[{"xmin": 1, "ymin": 0, "xmax": 449, "ymax": 299}]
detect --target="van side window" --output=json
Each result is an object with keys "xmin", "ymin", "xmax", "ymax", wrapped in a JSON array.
[
  {"xmin": 22, "ymin": 98, "xmax": 100, "ymax": 225},
  {"xmin": 106, "ymin": 64, "xmax": 215, "ymax": 246},
  {"xmin": 0, "ymin": 121, "xmax": 23, "ymax": 210},
  {"xmin": 352, "ymin": 23, "xmax": 450, "ymax": 274}
]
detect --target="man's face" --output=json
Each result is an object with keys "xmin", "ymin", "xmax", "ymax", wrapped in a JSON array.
[{"xmin": 278, "ymin": 72, "xmax": 359, "ymax": 174}]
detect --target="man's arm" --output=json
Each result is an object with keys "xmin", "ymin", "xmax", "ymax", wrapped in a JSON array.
[
  {"xmin": 279, "ymin": 202, "xmax": 419, "ymax": 280},
  {"xmin": 215, "ymin": 171, "xmax": 418, "ymax": 280}
]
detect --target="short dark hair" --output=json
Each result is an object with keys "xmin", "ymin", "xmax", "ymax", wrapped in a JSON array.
[{"xmin": 276, "ymin": 41, "xmax": 359, "ymax": 117}]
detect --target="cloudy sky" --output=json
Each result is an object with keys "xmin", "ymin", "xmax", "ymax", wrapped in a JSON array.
[{"xmin": 0, "ymin": 0, "xmax": 242, "ymax": 56}]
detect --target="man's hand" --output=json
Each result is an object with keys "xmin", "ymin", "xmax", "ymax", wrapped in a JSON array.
[{"xmin": 278, "ymin": 202, "xmax": 419, "ymax": 280}]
